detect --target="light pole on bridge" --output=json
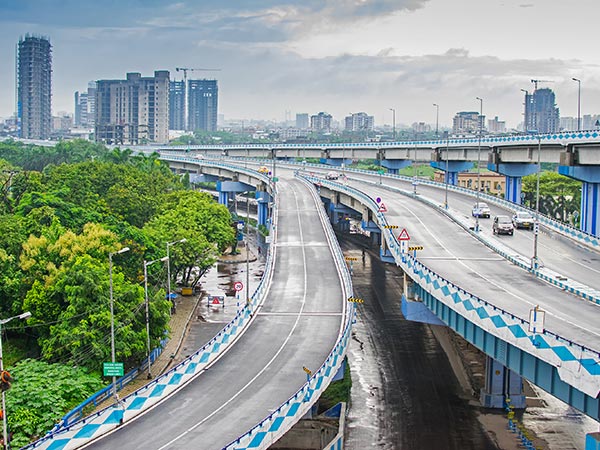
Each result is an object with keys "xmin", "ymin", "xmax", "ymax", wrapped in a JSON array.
[
  {"xmin": 433, "ymin": 103, "xmax": 439, "ymax": 139},
  {"xmin": 389, "ymin": 108, "xmax": 396, "ymax": 140},
  {"xmin": 143, "ymin": 256, "xmax": 169, "ymax": 379},
  {"xmin": 475, "ymin": 97, "xmax": 483, "ymax": 233},
  {"xmin": 572, "ymin": 77, "xmax": 581, "ymax": 132}
]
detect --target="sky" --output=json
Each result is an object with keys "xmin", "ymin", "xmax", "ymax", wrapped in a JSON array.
[{"xmin": 1, "ymin": 0, "xmax": 599, "ymax": 129}]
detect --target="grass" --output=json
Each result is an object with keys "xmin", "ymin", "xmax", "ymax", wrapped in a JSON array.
[{"xmin": 318, "ymin": 357, "xmax": 351, "ymax": 412}]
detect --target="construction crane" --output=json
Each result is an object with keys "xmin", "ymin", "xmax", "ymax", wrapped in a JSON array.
[
  {"xmin": 175, "ymin": 68, "xmax": 221, "ymax": 131},
  {"xmin": 530, "ymin": 79, "xmax": 554, "ymax": 91}
]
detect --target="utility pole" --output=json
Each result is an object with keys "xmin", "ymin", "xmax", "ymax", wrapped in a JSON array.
[{"xmin": 175, "ymin": 67, "xmax": 221, "ymax": 131}]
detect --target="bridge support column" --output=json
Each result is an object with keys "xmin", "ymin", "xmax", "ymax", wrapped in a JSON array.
[
  {"xmin": 480, "ymin": 356, "xmax": 526, "ymax": 409},
  {"xmin": 256, "ymin": 191, "xmax": 271, "ymax": 227},
  {"xmin": 558, "ymin": 165, "xmax": 600, "ymax": 236},
  {"xmin": 488, "ymin": 163, "xmax": 538, "ymax": 204},
  {"xmin": 585, "ymin": 433, "xmax": 600, "ymax": 450},
  {"xmin": 381, "ymin": 159, "xmax": 412, "ymax": 175},
  {"xmin": 430, "ymin": 161, "xmax": 473, "ymax": 186},
  {"xmin": 325, "ymin": 158, "xmax": 351, "ymax": 168},
  {"xmin": 218, "ymin": 191, "xmax": 229, "ymax": 205}
]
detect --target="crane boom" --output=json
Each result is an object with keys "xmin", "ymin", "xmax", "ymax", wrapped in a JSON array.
[{"xmin": 530, "ymin": 79, "xmax": 554, "ymax": 90}]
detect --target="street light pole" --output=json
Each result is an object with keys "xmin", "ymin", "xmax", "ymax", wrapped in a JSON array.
[
  {"xmin": 444, "ymin": 131, "xmax": 449, "ymax": 209},
  {"xmin": 572, "ymin": 77, "xmax": 581, "ymax": 131},
  {"xmin": 389, "ymin": 108, "xmax": 396, "ymax": 140},
  {"xmin": 1, "ymin": 311, "xmax": 31, "ymax": 450},
  {"xmin": 245, "ymin": 192, "xmax": 251, "ymax": 305},
  {"xmin": 143, "ymin": 256, "xmax": 168, "ymax": 379},
  {"xmin": 433, "ymin": 103, "xmax": 439, "ymax": 139},
  {"xmin": 109, "ymin": 247, "xmax": 129, "ymax": 405},
  {"xmin": 532, "ymin": 133, "xmax": 541, "ymax": 269},
  {"xmin": 475, "ymin": 97, "xmax": 483, "ymax": 232},
  {"xmin": 166, "ymin": 239, "xmax": 187, "ymax": 315}
]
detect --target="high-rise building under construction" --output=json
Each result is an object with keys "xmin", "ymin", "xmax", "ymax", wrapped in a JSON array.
[{"xmin": 17, "ymin": 35, "xmax": 52, "ymax": 139}]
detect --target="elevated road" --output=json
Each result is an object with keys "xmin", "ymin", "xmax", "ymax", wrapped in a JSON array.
[{"xmin": 82, "ymin": 178, "xmax": 347, "ymax": 449}]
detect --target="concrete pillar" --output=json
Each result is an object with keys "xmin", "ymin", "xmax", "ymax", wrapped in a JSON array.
[
  {"xmin": 487, "ymin": 162, "xmax": 538, "ymax": 204},
  {"xmin": 430, "ymin": 161, "xmax": 473, "ymax": 187},
  {"xmin": 218, "ymin": 191, "xmax": 229, "ymax": 205},
  {"xmin": 480, "ymin": 356, "xmax": 526, "ymax": 409},
  {"xmin": 585, "ymin": 433, "xmax": 600, "ymax": 450},
  {"xmin": 581, "ymin": 182, "xmax": 600, "ymax": 236},
  {"xmin": 380, "ymin": 159, "xmax": 412, "ymax": 174},
  {"xmin": 256, "ymin": 191, "xmax": 271, "ymax": 227},
  {"xmin": 558, "ymin": 165, "xmax": 600, "ymax": 236}
]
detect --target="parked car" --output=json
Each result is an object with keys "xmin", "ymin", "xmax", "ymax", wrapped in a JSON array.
[
  {"xmin": 258, "ymin": 166, "xmax": 270, "ymax": 174},
  {"xmin": 326, "ymin": 171, "xmax": 340, "ymax": 180},
  {"xmin": 472, "ymin": 202, "xmax": 491, "ymax": 218},
  {"xmin": 493, "ymin": 215, "xmax": 514, "ymax": 235},
  {"xmin": 512, "ymin": 211, "xmax": 535, "ymax": 230}
]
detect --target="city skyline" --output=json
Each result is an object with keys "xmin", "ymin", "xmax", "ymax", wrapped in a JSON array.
[{"xmin": 1, "ymin": 0, "xmax": 599, "ymax": 129}]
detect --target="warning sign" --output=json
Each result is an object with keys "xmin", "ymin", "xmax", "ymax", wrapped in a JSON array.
[
  {"xmin": 397, "ymin": 228, "xmax": 410, "ymax": 241},
  {"xmin": 378, "ymin": 202, "xmax": 388, "ymax": 213}
]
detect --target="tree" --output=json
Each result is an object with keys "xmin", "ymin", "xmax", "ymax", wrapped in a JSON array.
[{"xmin": 144, "ymin": 191, "xmax": 235, "ymax": 289}]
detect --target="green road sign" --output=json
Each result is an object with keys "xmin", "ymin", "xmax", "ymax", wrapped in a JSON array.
[
  {"xmin": 377, "ymin": 170, "xmax": 385, "ymax": 174},
  {"xmin": 103, "ymin": 362, "xmax": 124, "ymax": 377},
  {"xmin": 272, "ymin": 177, "xmax": 279, "ymax": 182}
]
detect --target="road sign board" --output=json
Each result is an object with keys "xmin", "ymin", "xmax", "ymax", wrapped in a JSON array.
[
  {"xmin": 378, "ymin": 203, "xmax": 388, "ymax": 213},
  {"xmin": 384, "ymin": 225, "xmax": 399, "ymax": 229},
  {"xmin": 533, "ymin": 222, "xmax": 539, "ymax": 235},
  {"xmin": 347, "ymin": 297, "xmax": 364, "ymax": 303},
  {"xmin": 233, "ymin": 281, "xmax": 244, "ymax": 292},
  {"xmin": 397, "ymin": 228, "xmax": 410, "ymax": 241},
  {"xmin": 408, "ymin": 245, "xmax": 424, "ymax": 251},
  {"xmin": 302, "ymin": 366, "xmax": 312, "ymax": 376},
  {"xmin": 103, "ymin": 362, "xmax": 124, "ymax": 377},
  {"xmin": 528, "ymin": 306, "xmax": 545, "ymax": 334},
  {"xmin": 345, "ymin": 257, "xmax": 358, "ymax": 261},
  {"xmin": 272, "ymin": 177, "xmax": 279, "ymax": 182}
]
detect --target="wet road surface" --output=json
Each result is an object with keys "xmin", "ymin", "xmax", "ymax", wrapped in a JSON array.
[{"xmin": 340, "ymin": 234, "xmax": 501, "ymax": 450}]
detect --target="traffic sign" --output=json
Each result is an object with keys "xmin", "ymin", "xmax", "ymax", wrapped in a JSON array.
[
  {"xmin": 378, "ymin": 202, "xmax": 388, "ymax": 213},
  {"xmin": 384, "ymin": 225, "xmax": 399, "ymax": 229},
  {"xmin": 302, "ymin": 366, "xmax": 312, "ymax": 376},
  {"xmin": 103, "ymin": 362, "xmax": 124, "ymax": 377},
  {"xmin": 397, "ymin": 228, "xmax": 410, "ymax": 241},
  {"xmin": 347, "ymin": 297, "xmax": 364, "ymax": 303},
  {"xmin": 533, "ymin": 222, "xmax": 539, "ymax": 235},
  {"xmin": 345, "ymin": 256, "xmax": 358, "ymax": 261},
  {"xmin": 233, "ymin": 281, "xmax": 244, "ymax": 292},
  {"xmin": 408, "ymin": 245, "xmax": 423, "ymax": 251}
]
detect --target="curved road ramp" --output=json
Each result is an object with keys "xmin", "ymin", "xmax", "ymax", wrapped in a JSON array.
[{"xmin": 24, "ymin": 176, "xmax": 353, "ymax": 449}]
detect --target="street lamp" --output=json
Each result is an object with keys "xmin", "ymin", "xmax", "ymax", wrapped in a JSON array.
[
  {"xmin": 108, "ymin": 247, "xmax": 130, "ymax": 405},
  {"xmin": 0, "ymin": 311, "xmax": 31, "ymax": 449},
  {"xmin": 475, "ymin": 97, "xmax": 483, "ymax": 232},
  {"xmin": 143, "ymin": 256, "xmax": 169, "ymax": 379},
  {"xmin": 444, "ymin": 131, "xmax": 450, "ymax": 209},
  {"xmin": 572, "ymin": 77, "xmax": 581, "ymax": 131},
  {"xmin": 245, "ymin": 192, "xmax": 251, "ymax": 305},
  {"xmin": 531, "ymin": 132, "xmax": 542, "ymax": 269},
  {"xmin": 166, "ymin": 239, "xmax": 187, "ymax": 314},
  {"xmin": 433, "ymin": 103, "xmax": 439, "ymax": 139},
  {"xmin": 389, "ymin": 108, "xmax": 396, "ymax": 140}
]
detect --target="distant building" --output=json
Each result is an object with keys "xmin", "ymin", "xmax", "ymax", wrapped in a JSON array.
[
  {"xmin": 169, "ymin": 80, "xmax": 185, "ymax": 130},
  {"xmin": 296, "ymin": 113, "xmax": 309, "ymax": 129},
  {"xmin": 95, "ymin": 71, "xmax": 170, "ymax": 144},
  {"xmin": 310, "ymin": 112, "xmax": 332, "ymax": 132},
  {"xmin": 345, "ymin": 112, "xmax": 374, "ymax": 132},
  {"xmin": 434, "ymin": 170, "xmax": 505, "ymax": 195},
  {"xmin": 560, "ymin": 117, "xmax": 578, "ymax": 131},
  {"xmin": 17, "ymin": 35, "xmax": 52, "ymax": 139},
  {"xmin": 52, "ymin": 114, "xmax": 73, "ymax": 131},
  {"xmin": 279, "ymin": 128, "xmax": 309, "ymax": 141},
  {"xmin": 411, "ymin": 122, "xmax": 431, "ymax": 134},
  {"xmin": 188, "ymin": 79, "xmax": 218, "ymax": 132},
  {"xmin": 452, "ymin": 111, "xmax": 484, "ymax": 135},
  {"xmin": 524, "ymin": 88, "xmax": 560, "ymax": 133},
  {"xmin": 487, "ymin": 116, "xmax": 506, "ymax": 134},
  {"xmin": 74, "ymin": 81, "xmax": 97, "ymax": 128},
  {"xmin": 583, "ymin": 114, "xmax": 600, "ymax": 130}
]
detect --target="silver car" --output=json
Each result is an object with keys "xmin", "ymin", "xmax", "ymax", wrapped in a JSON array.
[
  {"xmin": 472, "ymin": 202, "xmax": 491, "ymax": 218},
  {"xmin": 512, "ymin": 211, "xmax": 535, "ymax": 230},
  {"xmin": 493, "ymin": 215, "xmax": 514, "ymax": 235}
]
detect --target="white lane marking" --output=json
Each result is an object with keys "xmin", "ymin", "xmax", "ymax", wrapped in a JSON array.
[
  {"xmin": 367, "ymin": 186, "xmax": 600, "ymax": 340},
  {"xmin": 258, "ymin": 312, "xmax": 343, "ymax": 316},
  {"xmin": 157, "ymin": 182, "xmax": 311, "ymax": 450}
]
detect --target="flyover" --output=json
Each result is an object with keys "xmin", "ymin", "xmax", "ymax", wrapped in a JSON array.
[{"xmin": 25, "ymin": 168, "xmax": 353, "ymax": 449}]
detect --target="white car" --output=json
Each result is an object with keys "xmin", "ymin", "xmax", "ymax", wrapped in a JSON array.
[
  {"xmin": 326, "ymin": 171, "xmax": 339, "ymax": 180},
  {"xmin": 512, "ymin": 211, "xmax": 535, "ymax": 230},
  {"xmin": 472, "ymin": 202, "xmax": 491, "ymax": 218}
]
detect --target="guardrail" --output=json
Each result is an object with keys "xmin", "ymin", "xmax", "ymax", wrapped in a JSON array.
[
  {"xmin": 24, "ymin": 164, "xmax": 280, "ymax": 450},
  {"xmin": 304, "ymin": 175, "xmax": 600, "ymax": 398},
  {"xmin": 222, "ymin": 173, "xmax": 354, "ymax": 449}
]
